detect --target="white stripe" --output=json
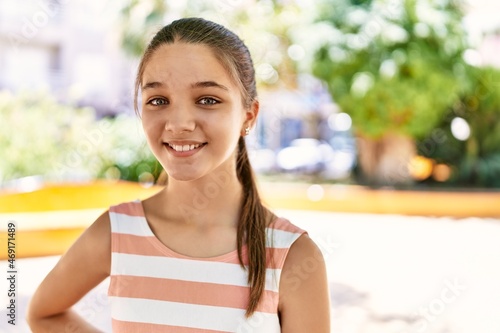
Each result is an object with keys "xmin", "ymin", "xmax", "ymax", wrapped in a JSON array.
[
  {"xmin": 109, "ymin": 212, "xmax": 153, "ymax": 237},
  {"xmin": 109, "ymin": 296, "xmax": 280, "ymax": 332},
  {"xmin": 265, "ymin": 228, "xmax": 302, "ymax": 248},
  {"xmin": 111, "ymin": 253, "xmax": 281, "ymax": 292}
]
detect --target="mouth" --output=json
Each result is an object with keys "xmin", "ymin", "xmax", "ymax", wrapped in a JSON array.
[{"xmin": 164, "ymin": 142, "xmax": 208, "ymax": 152}]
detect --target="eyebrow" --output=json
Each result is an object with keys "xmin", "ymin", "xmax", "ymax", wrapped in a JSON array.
[
  {"xmin": 191, "ymin": 81, "xmax": 229, "ymax": 91},
  {"xmin": 141, "ymin": 80, "xmax": 229, "ymax": 92},
  {"xmin": 142, "ymin": 81, "xmax": 163, "ymax": 90}
]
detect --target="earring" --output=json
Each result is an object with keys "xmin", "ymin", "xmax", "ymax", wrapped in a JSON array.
[{"xmin": 244, "ymin": 127, "xmax": 250, "ymax": 136}]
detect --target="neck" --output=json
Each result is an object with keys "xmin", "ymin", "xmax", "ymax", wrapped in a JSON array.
[{"xmin": 162, "ymin": 164, "xmax": 244, "ymax": 227}]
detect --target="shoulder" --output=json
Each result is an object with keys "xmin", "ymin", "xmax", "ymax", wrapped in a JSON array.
[
  {"xmin": 278, "ymin": 234, "xmax": 331, "ymax": 332},
  {"xmin": 81, "ymin": 209, "xmax": 111, "ymax": 249},
  {"xmin": 283, "ymin": 233, "xmax": 324, "ymax": 272}
]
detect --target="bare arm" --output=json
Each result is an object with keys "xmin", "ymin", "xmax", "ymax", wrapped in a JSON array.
[
  {"xmin": 278, "ymin": 234, "xmax": 331, "ymax": 332},
  {"xmin": 26, "ymin": 211, "xmax": 111, "ymax": 332}
]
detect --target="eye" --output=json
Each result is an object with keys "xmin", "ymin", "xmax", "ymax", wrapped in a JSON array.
[
  {"xmin": 198, "ymin": 97, "xmax": 220, "ymax": 106},
  {"xmin": 147, "ymin": 98, "xmax": 168, "ymax": 106}
]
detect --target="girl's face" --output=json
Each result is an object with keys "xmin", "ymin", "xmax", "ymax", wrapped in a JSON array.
[{"xmin": 140, "ymin": 42, "xmax": 256, "ymax": 181}]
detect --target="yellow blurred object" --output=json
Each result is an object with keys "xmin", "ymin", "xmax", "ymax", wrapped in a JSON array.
[
  {"xmin": 0, "ymin": 180, "xmax": 162, "ymax": 213},
  {"xmin": 408, "ymin": 156, "xmax": 434, "ymax": 180},
  {"xmin": 1, "ymin": 180, "xmax": 500, "ymax": 259},
  {"xmin": 0, "ymin": 181, "xmax": 162, "ymax": 259}
]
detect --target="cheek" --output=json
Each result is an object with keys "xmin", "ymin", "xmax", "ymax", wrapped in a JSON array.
[
  {"xmin": 141, "ymin": 115, "xmax": 162, "ymax": 142},
  {"xmin": 212, "ymin": 113, "xmax": 242, "ymax": 141},
  {"xmin": 142, "ymin": 111, "xmax": 159, "ymax": 127}
]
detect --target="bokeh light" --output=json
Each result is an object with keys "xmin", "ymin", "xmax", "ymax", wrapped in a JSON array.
[
  {"xmin": 307, "ymin": 184, "xmax": 324, "ymax": 202},
  {"xmin": 451, "ymin": 117, "xmax": 471, "ymax": 141},
  {"xmin": 433, "ymin": 164, "xmax": 452, "ymax": 182},
  {"xmin": 409, "ymin": 156, "xmax": 434, "ymax": 181}
]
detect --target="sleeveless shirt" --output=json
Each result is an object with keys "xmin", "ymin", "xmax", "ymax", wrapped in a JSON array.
[{"xmin": 108, "ymin": 201, "xmax": 306, "ymax": 332}]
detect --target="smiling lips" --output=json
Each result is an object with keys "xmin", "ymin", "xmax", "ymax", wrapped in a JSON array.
[
  {"xmin": 168, "ymin": 143, "xmax": 203, "ymax": 152},
  {"xmin": 164, "ymin": 142, "xmax": 207, "ymax": 155}
]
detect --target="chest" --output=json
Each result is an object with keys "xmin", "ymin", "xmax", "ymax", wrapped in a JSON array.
[{"xmin": 146, "ymin": 215, "xmax": 239, "ymax": 258}]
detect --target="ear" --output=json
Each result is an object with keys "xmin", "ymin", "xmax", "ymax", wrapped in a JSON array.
[{"xmin": 243, "ymin": 100, "xmax": 259, "ymax": 130}]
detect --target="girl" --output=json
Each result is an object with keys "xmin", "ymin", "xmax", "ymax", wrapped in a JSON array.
[{"xmin": 27, "ymin": 18, "xmax": 330, "ymax": 332}]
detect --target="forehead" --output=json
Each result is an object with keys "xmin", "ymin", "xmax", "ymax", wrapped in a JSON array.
[{"xmin": 142, "ymin": 43, "xmax": 235, "ymax": 88}]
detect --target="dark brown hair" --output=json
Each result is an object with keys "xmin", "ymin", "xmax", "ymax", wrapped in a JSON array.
[{"xmin": 134, "ymin": 17, "xmax": 268, "ymax": 317}]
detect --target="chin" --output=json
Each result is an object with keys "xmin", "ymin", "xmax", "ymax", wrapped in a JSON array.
[{"xmin": 163, "ymin": 169, "xmax": 205, "ymax": 182}]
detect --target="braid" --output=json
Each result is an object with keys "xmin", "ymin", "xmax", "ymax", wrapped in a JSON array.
[{"xmin": 236, "ymin": 137, "xmax": 267, "ymax": 317}]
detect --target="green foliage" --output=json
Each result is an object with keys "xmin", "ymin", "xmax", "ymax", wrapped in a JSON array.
[
  {"xmin": 118, "ymin": 0, "xmax": 170, "ymax": 57},
  {"xmin": 90, "ymin": 116, "xmax": 163, "ymax": 183},
  {"xmin": 0, "ymin": 91, "xmax": 94, "ymax": 181},
  {"xmin": 116, "ymin": 0, "xmax": 304, "ymax": 88},
  {"xmin": 312, "ymin": 0, "xmax": 469, "ymax": 139},
  {"xmin": 420, "ymin": 66, "xmax": 500, "ymax": 187},
  {"xmin": 459, "ymin": 66, "xmax": 500, "ymax": 158},
  {"xmin": 0, "ymin": 91, "xmax": 161, "ymax": 183}
]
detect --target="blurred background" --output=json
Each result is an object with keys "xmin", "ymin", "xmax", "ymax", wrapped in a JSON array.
[
  {"xmin": 1, "ymin": 0, "xmax": 500, "ymax": 332},
  {"xmin": 0, "ymin": 0, "xmax": 499, "ymax": 188}
]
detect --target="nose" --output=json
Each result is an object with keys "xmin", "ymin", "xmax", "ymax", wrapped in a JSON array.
[{"xmin": 164, "ymin": 104, "xmax": 196, "ymax": 134}]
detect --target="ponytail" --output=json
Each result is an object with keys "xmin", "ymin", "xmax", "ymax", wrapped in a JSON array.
[{"xmin": 236, "ymin": 136, "xmax": 268, "ymax": 317}]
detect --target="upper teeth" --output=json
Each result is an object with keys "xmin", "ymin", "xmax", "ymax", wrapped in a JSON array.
[{"xmin": 169, "ymin": 143, "xmax": 202, "ymax": 152}]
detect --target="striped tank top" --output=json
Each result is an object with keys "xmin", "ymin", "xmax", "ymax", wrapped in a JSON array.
[{"xmin": 108, "ymin": 200, "xmax": 306, "ymax": 332}]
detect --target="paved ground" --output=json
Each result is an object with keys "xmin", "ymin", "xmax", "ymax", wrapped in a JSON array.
[{"xmin": 1, "ymin": 210, "xmax": 499, "ymax": 333}]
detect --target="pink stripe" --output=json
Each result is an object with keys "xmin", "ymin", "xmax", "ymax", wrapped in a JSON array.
[
  {"xmin": 109, "ymin": 275, "xmax": 279, "ymax": 313},
  {"xmin": 110, "ymin": 201, "xmax": 144, "ymax": 217},
  {"xmin": 112, "ymin": 319, "xmax": 230, "ymax": 333},
  {"xmin": 269, "ymin": 217, "xmax": 306, "ymax": 234},
  {"xmin": 111, "ymin": 233, "xmax": 243, "ymax": 263},
  {"xmin": 112, "ymin": 233, "xmax": 291, "ymax": 269},
  {"xmin": 112, "ymin": 233, "xmax": 163, "ymax": 256}
]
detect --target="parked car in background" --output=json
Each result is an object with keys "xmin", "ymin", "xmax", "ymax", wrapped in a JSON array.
[
  {"xmin": 275, "ymin": 137, "xmax": 356, "ymax": 179},
  {"xmin": 324, "ymin": 133, "xmax": 357, "ymax": 180},
  {"xmin": 276, "ymin": 138, "xmax": 329, "ymax": 174},
  {"xmin": 248, "ymin": 148, "xmax": 277, "ymax": 174}
]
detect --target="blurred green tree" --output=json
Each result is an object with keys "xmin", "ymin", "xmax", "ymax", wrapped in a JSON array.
[
  {"xmin": 0, "ymin": 91, "xmax": 96, "ymax": 182},
  {"xmin": 116, "ymin": 0, "xmax": 303, "ymax": 88},
  {"xmin": 118, "ymin": 0, "xmax": 170, "ymax": 57},
  {"xmin": 311, "ymin": 0, "xmax": 470, "ymax": 185},
  {"xmin": 0, "ymin": 91, "xmax": 161, "ymax": 184},
  {"xmin": 419, "ymin": 66, "xmax": 500, "ymax": 187}
]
